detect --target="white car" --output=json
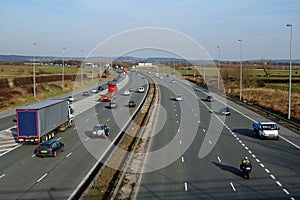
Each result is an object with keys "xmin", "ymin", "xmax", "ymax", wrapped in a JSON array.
[
  {"xmin": 68, "ymin": 96, "xmax": 74, "ymax": 102},
  {"xmin": 138, "ymin": 87, "xmax": 145, "ymax": 93},
  {"xmin": 91, "ymin": 88, "xmax": 98, "ymax": 93},
  {"xmin": 175, "ymin": 94, "xmax": 183, "ymax": 101},
  {"xmin": 123, "ymin": 90, "xmax": 130, "ymax": 96}
]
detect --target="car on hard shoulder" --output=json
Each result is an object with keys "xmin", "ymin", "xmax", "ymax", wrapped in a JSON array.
[
  {"xmin": 219, "ymin": 107, "xmax": 231, "ymax": 116},
  {"xmin": 206, "ymin": 95, "xmax": 214, "ymax": 102},
  {"xmin": 138, "ymin": 87, "xmax": 145, "ymax": 93},
  {"xmin": 128, "ymin": 100, "xmax": 136, "ymax": 107},
  {"xmin": 92, "ymin": 124, "xmax": 109, "ymax": 138},
  {"xmin": 35, "ymin": 140, "xmax": 64, "ymax": 157}
]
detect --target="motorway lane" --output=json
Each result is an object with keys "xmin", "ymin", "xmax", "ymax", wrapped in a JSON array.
[
  {"xmin": 0, "ymin": 73, "xmax": 148, "ymax": 200},
  {"xmin": 137, "ymin": 74, "xmax": 299, "ymax": 199},
  {"xmin": 137, "ymin": 84, "xmax": 187, "ymax": 199}
]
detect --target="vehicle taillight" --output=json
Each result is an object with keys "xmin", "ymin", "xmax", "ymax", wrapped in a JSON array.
[
  {"xmin": 49, "ymin": 146, "xmax": 53, "ymax": 153},
  {"xmin": 92, "ymin": 131, "xmax": 95, "ymax": 135},
  {"xmin": 18, "ymin": 138, "xmax": 24, "ymax": 142}
]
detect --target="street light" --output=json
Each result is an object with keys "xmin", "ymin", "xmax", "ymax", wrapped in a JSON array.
[
  {"xmin": 62, "ymin": 47, "xmax": 66, "ymax": 91},
  {"xmin": 286, "ymin": 24, "xmax": 293, "ymax": 119},
  {"xmin": 81, "ymin": 50, "xmax": 84, "ymax": 85},
  {"xmin": 33, "ymin": 43, "xmax": 37, "ymax": 98},
  {"xmin": 217, "ymin": 46, "xmax": 221, "ymax": 91},
  {"xmin": 238, "ymin": 39, "xmax": 243, "ymax": 101}
]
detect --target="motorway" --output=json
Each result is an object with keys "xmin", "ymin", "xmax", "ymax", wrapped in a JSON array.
[
  {"xmin": 0, "ymin": 72, "xmax": 148, "ymax": 200},
  {"xmin": 136, "ymin": 73, "xmax": 300, "ymax": 199}
]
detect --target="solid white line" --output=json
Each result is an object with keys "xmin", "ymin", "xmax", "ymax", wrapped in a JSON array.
[
  {"xmin": 279, "ymin": 136, "xmax": 300, "ymax": 150},
  {"xmin": 0, "ymin": 174, "xmax": 6, "ymax": 179},
  {"xmin": 276, "ymin": 181, "xmax": 282, "ymax": 187},
  {"xmin": 230, "ymin": 182, "xmax": 236, "ymax": 192},
  {"xmin": 283, "ymin": 188, "xmax": 290, "ymax": 195},
  {"xmin": 57, "ymin": 137, "xmax": 62, "ymax": 141},
  {"xmin": 260, "ymin": 163, "xmax": 265, "ymax": 168},
  {"xmin": 66, "ymin": 152, "xmax": 72, "ymax": 158},
  {"xmin": 181, "ymin": 157, "xmax": 184, "ymax": 163},
  {"xmin": 37, "ymin": 173, "xmax": 48, "ymax": 183},
  {"xmin": 184, "ymin": 182, "xmax": 188, "ymax": 191},
  {"xmin": 270, "ymin": 174, "xmax": 276, "ymax": 179},
  {"xmin": 0, "ymin": 144, "xmax": 22, "ymax": 157},
  {"xmin": 265, "ymin": 169, "xmax": 270, "ymax": 173},
  {"xmin": 217, "ymin": 156, "xmax": 222, "ymax": 163}
]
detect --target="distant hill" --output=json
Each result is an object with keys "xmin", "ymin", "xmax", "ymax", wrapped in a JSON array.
[{"xmin": 0, "ymin": 54, "xmax": 299, "ymax": 64}]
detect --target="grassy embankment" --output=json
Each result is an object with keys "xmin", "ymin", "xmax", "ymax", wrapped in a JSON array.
[{"xmin": 0, "ymin": 65, "xmax": 112, "ymax": 112}]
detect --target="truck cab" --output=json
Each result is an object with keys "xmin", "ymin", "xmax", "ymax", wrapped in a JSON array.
[{"xmin": 253, "ymin": 121, "xmax": 279, "ymax": 140}]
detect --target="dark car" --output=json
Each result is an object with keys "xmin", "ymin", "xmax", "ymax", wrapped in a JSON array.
[
  {"xmin": 97, "ymin": 85, "xmax": 104, "ymax": 91},
  {"xmin": 83, "ymin": 91, "xmax": 90, "ymax": 96},
  {"xmin": 35, "ymin": 140, "xmax": 64, "ymax": 157},
  {"xmin": 12, "ymin": 115, "xmax": 17, "ymax": 122},
  {"xmin": 128, "ymin": 100, "xmax": 136, "ymax": 107},
  {"xmin": 206, "ymin": 96, "xmax": 214, "ymax": 102},
  {"xmin": 92, "ymin": 124, "xmax": 109, "ymax": 138}
]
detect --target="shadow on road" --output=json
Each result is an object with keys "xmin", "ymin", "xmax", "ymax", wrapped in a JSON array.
[
  {"xmin": 212, "ymin": 162, "xmax": 241, "ymax": 177},
  {"xmin": 232, "ymin": 128, "xmax": 258, "ymax": 139}
]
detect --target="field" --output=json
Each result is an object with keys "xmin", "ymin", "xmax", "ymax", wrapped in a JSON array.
[{"xmin": 0, "ymin": 65, "xmax": 112, "ymax": 112}]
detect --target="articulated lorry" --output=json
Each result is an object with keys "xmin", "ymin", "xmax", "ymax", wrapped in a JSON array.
[{"xmin": 16, "ymin": 99, "xmax": 74, "ymax": 143}]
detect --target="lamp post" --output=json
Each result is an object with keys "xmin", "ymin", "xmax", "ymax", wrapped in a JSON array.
[
  {"xmin": 217, "ymin": 46, "xmax": 220, "ymax": 91},
  {"xmin": 286, "ymin": 24, "xmax": 293, "ymax": 119},
  {"xmin": 238, "ymin": 39, "xmax": 243, "ymax": 101},
  {"xmin": 81, "ymin": 50, "xmax": 84, "ymax": 85},
  {"xmin": 33, "ymin": 43, "xmax": 37, "ymax": 98},
  {"xmin": 62, "ymin": 47, "xmax": 66, "ymax": 91}
]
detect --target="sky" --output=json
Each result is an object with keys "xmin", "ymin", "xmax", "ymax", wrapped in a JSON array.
[{"xmin": 0, "ymin": 0, "xmax": 299, "ymax": 60}]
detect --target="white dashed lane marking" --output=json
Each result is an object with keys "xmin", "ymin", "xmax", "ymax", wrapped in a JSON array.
[
  {"xmin": 37, "ymin": 173, "xmax": 47, "ymax": 183},
  {"xmin": 230, "ymin": 182, "xmax": 236, "ymax": 192}
]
